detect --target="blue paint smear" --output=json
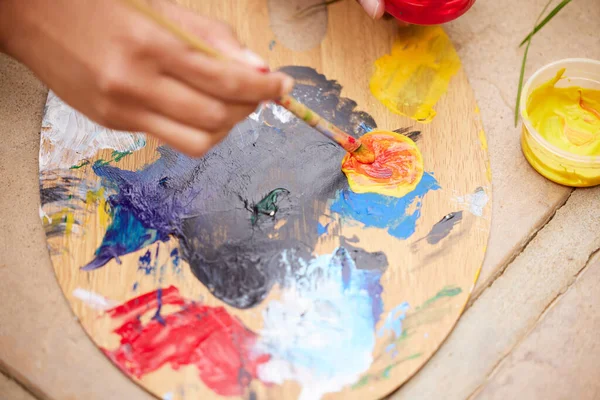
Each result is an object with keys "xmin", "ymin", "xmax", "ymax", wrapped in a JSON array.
[
  {"xmin": 151, "ymin": 288, "xmax": 166, "ymax": 326},
  {"xmin": 258, "ymin": 247, "xmax": 385, "ymax": 395},
  {"xmin": 132, "ymin": 282, "xmax": 139, "ymax": 291},
  {"xmin": 377, "ymin": 302, "xmax": 410, "ymax": 356},
  {"xmin": 171, "ymin": 248, "xmax": 181, "ymax": 275},
  {"xmin": 378, "ymin": 302, "xmax": 410, "ymax": 339},
  {"xmin": 81, "ymin": 149, "xmax": 198, "ymax": 271},
  {"xmin": 268, "ymin": 40, "xmax": 276, "ymax": 50},
  {"xmin": 170, "ymin": 248, "xmax": 180, "ymax": 266},
  {"xmin": 317, "ymin": 222, "xmax": 329, "ymax": 236},
  {"xmin": 138, "ymin": 249, "xmax": 154, "ymax": 275},
  {"xmin": 358, "ymin": 122, "xmax": 374, "ymax": 133},
  {"xmin": 82, "ymin": 205, "xmax": 166, "ymax": 271},
  {"xmin": 329, "ymin": 172, "xmax": 441, "ymax": 240}
]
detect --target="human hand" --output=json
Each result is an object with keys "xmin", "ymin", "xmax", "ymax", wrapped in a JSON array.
[
  {"xmin": 0, "ymin": 0, "xmax": 294, "ymax": 157},
  {"xmin": 357, "ymin": 0, "xmax": 411, "ymax": 26}
]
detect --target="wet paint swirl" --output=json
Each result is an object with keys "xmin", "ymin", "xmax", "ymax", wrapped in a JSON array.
[{"xmin": 341, "ymin": 130, "xmax": 424, "ymax": 198}]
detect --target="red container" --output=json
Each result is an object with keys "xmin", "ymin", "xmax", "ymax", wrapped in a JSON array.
[{"xmin": 385, "ymin": 0, "xmax": 476, "ymax": 25}]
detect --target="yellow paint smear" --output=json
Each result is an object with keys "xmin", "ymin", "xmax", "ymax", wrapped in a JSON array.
[
  {"xmin": 86, "ymin": 188, "xmax": 110, "ymax": 230},
  {"xmin": 478, "ymin": 130, "xmax": 488, "ymax": 151},
  {"xmin": 45, "ymin": 208, "xmax": 75, "ymax": 236},
  {"xmin": 369, "ymin": 26, "xmax": 461, "ymax": 123},
  {"xmin": 525, "ymin": 68, "xmax": 600, "ymax": 156},
  {"xmin": 485, "ymin": 160, "xmax": 492, "ymax": 183},
  {"xmin": 477, "ymin": 129, "xmax": 492, "ymax": 182}
]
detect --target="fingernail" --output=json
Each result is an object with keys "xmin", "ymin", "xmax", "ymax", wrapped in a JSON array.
[
  {"xmin": 240, "ymin": 48, "xmax": 267, "ymax": 68},
  {"xmin": 372, "ymin": 0, "xmax": 384, "ymax": 19},
  {"xmin": 281, "ymin": 76, "xmax": 295, "ymax": 96},
  {"xmin": 360, "ymin": 0, "xmax": 383, "ymax": 19}
]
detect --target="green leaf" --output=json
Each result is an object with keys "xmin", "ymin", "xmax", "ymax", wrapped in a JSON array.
[
  {"xmin": 514, "ymin": 0, "xmax": 570, "ymax": 126},
  {"xmin": 519, "ymin": 0, "xmax": 572, "ymax": 47},
  {"xmin": 514, "ymin": 39, "xmax": 532, "ymax": 127}
]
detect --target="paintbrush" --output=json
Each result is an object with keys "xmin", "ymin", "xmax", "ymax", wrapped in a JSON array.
[{"xmin": 121, "ymin": 0, "xmax": 376, "ymax": 164}]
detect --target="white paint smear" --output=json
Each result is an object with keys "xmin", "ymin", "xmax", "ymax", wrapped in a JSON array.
[
  {"xmin": 269, "ymin": 103, "xmax": 294, "ymax": 123},
  {"xmin": 72, "ymin": 288, "xmax": 117, "ymax": 311},
  {"xmin": 249, "ymin": 102, "xmax": 295, "ymax": 124},
  {"xmin": 256, "ymin": 249, "xmax": 379, "ymax": 400},
  {"xmin": 39, "ymin": 206, "xmax": 51, "ymax": 224},
  {"xmin": 454, "ymin": 187, "xmax": 490, "ymax": 217},
  {"xmin": 40, "ymin": 91, "xmax": 146, "ymax": 172}
]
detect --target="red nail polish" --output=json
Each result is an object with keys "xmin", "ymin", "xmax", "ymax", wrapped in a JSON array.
[{"xmin": 257, "ymin": 66, "xmax": 270, "ymax": 74}]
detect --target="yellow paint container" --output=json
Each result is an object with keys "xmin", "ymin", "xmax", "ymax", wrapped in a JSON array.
[{"xmin": 520, "ymin": 59, "xmax": 600, "ymax": 187}]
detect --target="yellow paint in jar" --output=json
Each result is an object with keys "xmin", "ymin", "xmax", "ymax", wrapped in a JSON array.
[
  {"xmin": 521, "ymin": 62, "xmax": 600, "ymax": 187},
  {"xmin": 525, "ymin": 68, "xmax": 600, "ymax": 156}
]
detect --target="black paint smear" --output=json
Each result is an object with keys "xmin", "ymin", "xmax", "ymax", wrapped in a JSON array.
[
  {"xmin": 39, "ymin": 174, "xmax": 86, "ymax": 238},
  {"xmin": 413, "ymin": 212, "xmax": 472, "ymax": 270},
  {"xmin": 40, "ymin": 175, "xmax": 81, "ymax": 206},
  {"xmin": 340, "ymin": 236, "xmax": 388, "ymax": 271},
  {"xmin": 278, "ymin": 66, "xmax": 378, "ymax": 137},
  {"xmin": 181, "ymin": 66, "xmax": 384, "ymax": 307},
  {"xmin": 90, "ymin": 66, "xmax": 397, "ymax": 309},
  {"xmin": 393, "ymin": 127, "xmax": 422, "ymax": 142},
  {"xmin": 417, "ymin": 211, "xmax": 463, "ymax": 246},
  {"xmin": 40, "ymin": 185, "xmax": 70, "ymax": 205}
]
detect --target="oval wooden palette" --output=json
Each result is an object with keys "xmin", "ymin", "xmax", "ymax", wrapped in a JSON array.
[{"xmin": 38, "ymin": 1, "xmax": 491, "ymax": 399}]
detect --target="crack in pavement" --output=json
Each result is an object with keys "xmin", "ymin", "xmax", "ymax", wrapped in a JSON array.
[
  {"xmin": 467, "ymin": 189, "xmax": 574, "ymax": 308},
  {"xmin": 466, "ymin": 244, "xmax": 600, "ymax": 400}
]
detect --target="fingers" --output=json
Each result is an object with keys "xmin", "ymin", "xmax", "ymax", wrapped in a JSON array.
[
  {"xmin": 165, "ymin": 52, "xmax": 294, "ymax": 103},
  {"xmin": 140, "ymin": 76, "xmax": 258, "ymax": 134},
  {"xmin": 103, "ymin": 0, "xmax": 298, "ymax": 157},
  {"xmin": 357, "ymin": 0, "xmax": 385, "ymax": 19},
  {"xmin": 89, "ymin": 97, "xmax": 224, "ymax": 158},
  {"xmin": 137, "ymin": 110, "xmax": 226, "ymax": 157}
]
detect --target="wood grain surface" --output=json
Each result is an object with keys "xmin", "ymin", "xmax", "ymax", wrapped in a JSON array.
[
  {"xmin": 37, "ymin": 1, "xmax": 489, "ymax": 399},
  {"xmin": 2, "ymin": 0, "xmax": 598, "ymax": 400}
]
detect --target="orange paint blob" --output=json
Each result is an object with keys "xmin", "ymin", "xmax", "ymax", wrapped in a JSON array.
[{"xmin": 342, "ymin": 130, "xmax": 424, "ymax": 198}]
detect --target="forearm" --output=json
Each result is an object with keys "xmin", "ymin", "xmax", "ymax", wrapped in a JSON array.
[
  {"xmin": 0, "ymin": 0, "xmax": 89, "ymax": 65},
  {"xmin": 0, "ymin": 0, "xmax": 30, "ymax": 57}
]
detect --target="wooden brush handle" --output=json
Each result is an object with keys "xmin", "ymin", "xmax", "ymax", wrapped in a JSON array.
[{"xmin": 279, "ymin": 95, "xmax": 362, "ymax": 153}]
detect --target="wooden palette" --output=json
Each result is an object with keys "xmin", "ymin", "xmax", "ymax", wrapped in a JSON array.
[{"xmin": 38, "ymin": 1, "xmax": 491, "ymax": 399}]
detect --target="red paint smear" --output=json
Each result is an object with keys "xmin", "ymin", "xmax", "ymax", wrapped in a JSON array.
[
  {"xmin": 106, "ymin": 285, "xmax": 184, "ymax": 322},
  {"xmin": 103, "ymin": 286, "xmax": 269, "ymax": 397},
  {"xmin": 342, "ymin": 131, "xmax": 423, "ymax": 195}
]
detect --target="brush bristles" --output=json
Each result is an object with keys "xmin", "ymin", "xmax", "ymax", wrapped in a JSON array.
[{"xmin": 352, "ymin": 144, "xmax": 376, "ymax": 164}]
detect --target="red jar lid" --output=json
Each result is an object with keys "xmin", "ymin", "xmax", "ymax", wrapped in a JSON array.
[{"xmin": 385, "ymin": 0, "xmax": 476, "ymax": 25}]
